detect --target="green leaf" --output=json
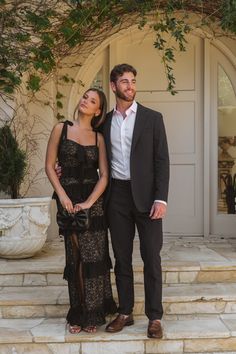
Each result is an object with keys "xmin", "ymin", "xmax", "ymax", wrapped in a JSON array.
[
  {"xmin": 31, "ymin": 45, "xmax": 55, "ymax": 73},
  {"xmin": 27, "ymin": 75, "xmax": 41, "ymax": 91},
  {"xmin": 15, "ymin": 33, "xmax": 31, "ymax": 42},
  {"xmin": 41, "ymin": 33, "xmax": 55, "ymax": 47},
  {"xmin": 60, "ymin": 24, "xmax": 74, "ymax": 39},
  {"xmin": 26, "ymin": 11, "xmax": 51, "ymax": 30},
  {"xmin": 56, "ymin": 113, "xmax": 65, "ymax": 120},
  {"xmin": 61, "ymin": 75, "xmax": 70, "ymax": 83},
  {"xmin": 56, "ymin": 92, "xmax": 64, "ymax": 99},
  {"xmin": 56, "ymin": 100, "xmax": 63, "ymax": 108},
  {"xmin": 3, "ymin": 86, "xmax": 14, "ymax": 94},
  {"xmin": 165, "ymin": 48, "xmax": 175, "ymax": 62}
]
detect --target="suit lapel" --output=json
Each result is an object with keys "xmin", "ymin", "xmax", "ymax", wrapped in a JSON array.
[{"xmin": 131, "ymin": 104, "xmax": 148, "ymax": 154}]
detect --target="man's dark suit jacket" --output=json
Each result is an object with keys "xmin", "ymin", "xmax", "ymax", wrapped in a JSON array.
[{"xmin": 102, "ymin": 103, "xmax": 170, "ymax": 213}]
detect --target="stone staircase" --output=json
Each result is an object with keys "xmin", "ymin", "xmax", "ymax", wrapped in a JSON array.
[{"xmin": 0, "ymin": 237, "xmax": 236, "ymax": 353}]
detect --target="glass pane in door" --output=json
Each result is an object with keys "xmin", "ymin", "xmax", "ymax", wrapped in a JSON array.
[
  {"xmin": 91, "ymin": 68, "xmax": 103, "ymax": 90},
  {"xmin": 218, "ymin": 65, "xmax": 236, "ymax": 214}
]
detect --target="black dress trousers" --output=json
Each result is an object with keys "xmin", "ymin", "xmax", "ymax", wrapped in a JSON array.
[{"xmin": 107, "ymin": 179, "xmax": 163, "ymax": 320}]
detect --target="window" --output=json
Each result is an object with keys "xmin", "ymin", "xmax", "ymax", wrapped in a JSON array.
[
  {"xmin": 91, "ymin": 68, "xmax": 103, "ymax": 90},
  {"xmin": 217, "ymin": 65, "xmax": 236, "ymax": 214}
]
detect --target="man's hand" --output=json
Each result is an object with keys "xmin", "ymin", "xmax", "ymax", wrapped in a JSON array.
[
  {"xmin": 55, "ymin": 162, "xmax": 62, "ymax": 179},
  {"xmin": 149, "ymin": 202, "xmax": 167, "ymax": 220}
]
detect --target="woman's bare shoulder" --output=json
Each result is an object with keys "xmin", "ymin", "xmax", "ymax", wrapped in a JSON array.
[
  {"xmin": 97, "ymin": 132, "xmax": 105, "ymax": 144},
  {"xmin": 52, "ymin": 121, "xmax": 64, "ymax": 134}
]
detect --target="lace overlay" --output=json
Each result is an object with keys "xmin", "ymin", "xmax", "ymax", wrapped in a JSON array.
[{"xmin": 54, "ymin": 121, "xmax": 117, "ymax": 327}]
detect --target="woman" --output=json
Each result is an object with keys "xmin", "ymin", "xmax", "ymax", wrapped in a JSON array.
[{"xmin": 45, "ymin": 88, "xmax": 117, "ymax": 334}]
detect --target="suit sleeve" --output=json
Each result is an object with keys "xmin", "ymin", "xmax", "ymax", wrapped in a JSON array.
[{"xmin": 153, "ymin": 113, "xmax": 170, "ymax": 202}]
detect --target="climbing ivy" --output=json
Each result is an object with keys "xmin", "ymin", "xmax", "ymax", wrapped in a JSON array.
[{"xmin": 0, "ymin": 0, "xmax": 236, "ymax": 97}]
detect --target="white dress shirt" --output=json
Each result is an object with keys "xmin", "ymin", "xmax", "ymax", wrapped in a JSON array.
[
  {"xmin": 110, "ymin": 101, "xmax": 166, "ymax": 206},
  {"xmin": 110, "ymin": 101, "xmax": 137, "ymax": 180}
]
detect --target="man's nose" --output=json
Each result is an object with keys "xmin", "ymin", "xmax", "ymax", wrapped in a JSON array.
[{"xmin": 127, "ymin": 82, "xmax": 134, "ymax": 88}]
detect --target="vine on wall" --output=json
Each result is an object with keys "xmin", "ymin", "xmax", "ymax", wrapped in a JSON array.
[{"xmin": 1, "ymin": 0, "xmax": 236, "ymax": 101}]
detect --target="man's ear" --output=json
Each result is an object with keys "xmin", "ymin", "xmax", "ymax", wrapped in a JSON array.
[{"xmin": 110, "ymin": 81, "xmax": 116, "ymax": 93}]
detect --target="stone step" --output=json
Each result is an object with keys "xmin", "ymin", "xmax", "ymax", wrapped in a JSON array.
[
  {"xmin": 2, "ymin": 265, "xmax": 236, "ymax": 287},
  {"xmin": 1, "ymin": 283, "xmax": 236, "ymax": 319},
  {"xmin": 1, "ymin": 239, "xmax": 236, "ymax": 287},
  {"xmin": 0, "ymin": 315, "xmax": 236, "ymax": 353}
]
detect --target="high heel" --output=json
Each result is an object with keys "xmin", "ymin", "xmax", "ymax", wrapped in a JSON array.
[
  {"xmin": 67, "ymin": 323, "xmax": 82, "ymax": 334},
  {"xmin": 83, "ymin": 325, "xmax": 97, "ymax": 333}
]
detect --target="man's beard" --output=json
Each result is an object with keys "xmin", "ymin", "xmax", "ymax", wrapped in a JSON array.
[{"xmin": 115, "ymin": 88, "xmax": 136, "ymax": 102}]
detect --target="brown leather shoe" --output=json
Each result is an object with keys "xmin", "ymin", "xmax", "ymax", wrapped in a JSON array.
[
  {"xmin": 147, "ymin": 320, "xmax": 163, "ymax": 339},
  {"xmin": 105, "ymin": 314, "xmax": 134, "ymax": 333}
]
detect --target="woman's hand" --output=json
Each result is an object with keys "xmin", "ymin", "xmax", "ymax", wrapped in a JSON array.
[
  {"xmin": 59, "ymin": 195, "xmax": 74, "ymax": 213},
  {"xmin": 73, "ymin": 201, "xmax": 92, "ymax": 212}
]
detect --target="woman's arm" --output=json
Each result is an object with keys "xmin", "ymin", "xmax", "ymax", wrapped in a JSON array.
[
  {"xmin": 45, "ymin": 123, "xmax": 74, "ymax": 213},
  {"xmin": 74, "ymin": 133, "xmax": 108, "ymax": 211}
]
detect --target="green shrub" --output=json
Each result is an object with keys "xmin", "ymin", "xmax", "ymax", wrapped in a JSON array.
[{"xmin": 0, "ymin": 125, "xmax": 26, "ymax": 198}]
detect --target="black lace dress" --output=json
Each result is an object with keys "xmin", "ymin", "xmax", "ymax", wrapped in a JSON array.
[{"xmin": 54, "ymin": 121, "xmax": 117, "ymax": 327}]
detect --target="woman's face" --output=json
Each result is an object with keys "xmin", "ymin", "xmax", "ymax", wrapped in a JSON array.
[{"xmin": 78, "ymin": 90, "xmax": 101, "ymax": 117}]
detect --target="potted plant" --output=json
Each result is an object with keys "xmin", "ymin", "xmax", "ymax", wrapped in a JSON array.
[{"xmin": 0, "ymin": 124, "xmax": 51, "ymax": 259}]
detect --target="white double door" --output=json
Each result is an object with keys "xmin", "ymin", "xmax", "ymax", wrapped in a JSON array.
[{"xmin": 108, "ymin": 31, "xmax": 204, "ymax": 235}]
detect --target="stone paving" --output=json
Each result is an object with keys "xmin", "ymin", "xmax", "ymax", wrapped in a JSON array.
[
  {"xmin": 1, "ymin": 235, "xmax": 236, "ymax": 275},
  {"xmin": 0, "ymin": 315, "xmax": 236, "ymax": 353},
  {"xmin": 0, "ymin": 236, "xmax": 236, "ymax": 353}
]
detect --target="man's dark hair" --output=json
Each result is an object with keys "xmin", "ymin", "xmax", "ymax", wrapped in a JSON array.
[{"xmin": 110, "ymin": 63, "xmax": 137, "ymax": 83}]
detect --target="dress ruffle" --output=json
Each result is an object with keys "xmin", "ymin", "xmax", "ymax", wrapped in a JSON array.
[
  {"xmin": 66, "ymin": 298, "xmax": 117, "ymax": 326},
  {"xmin": 63, "ymin": 257, "xmax": 113, "ymax": 281}
]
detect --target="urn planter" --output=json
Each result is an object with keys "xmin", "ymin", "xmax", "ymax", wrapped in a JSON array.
[{"xmin": 0, "ymin": 197, "xmax": 51, "ymax": 259}]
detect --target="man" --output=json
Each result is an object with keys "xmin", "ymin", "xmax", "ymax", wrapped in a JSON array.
[{"xmin": 103, "ymin": 63, "xmax": 169, "ymax": 338}]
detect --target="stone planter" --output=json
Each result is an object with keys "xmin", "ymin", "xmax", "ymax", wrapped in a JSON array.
[{"xmin": 0, "ymin": 197, "xmax": 51, "ymax": 259}]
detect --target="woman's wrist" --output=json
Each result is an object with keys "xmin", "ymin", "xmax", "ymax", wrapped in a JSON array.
[{"xmin": 84, "ymin": 200, "xmax": 93, "ymax": 209}]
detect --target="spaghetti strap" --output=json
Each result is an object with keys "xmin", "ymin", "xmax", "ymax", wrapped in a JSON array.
[
  {"xmin": 61, "ymin": 120, "xmax": 73, "ymax": 140},
  {"xmin": 95, "ymin": 131, "xmax": 98, "ymax": 146}
]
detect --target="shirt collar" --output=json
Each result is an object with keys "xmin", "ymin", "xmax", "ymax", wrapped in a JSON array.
[{"xmin": 113, "ymin": 100, "xmax": 137, "ymax": 116}]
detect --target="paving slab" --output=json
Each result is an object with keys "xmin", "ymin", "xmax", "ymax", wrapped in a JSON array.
[
  {"xmin": 0, "ymin": 316, "xmax": 234, "ymax": 353},
  {"xmin": 1, "ymin": 237, "xmax": 236, "ymax": 277},
  {"xmin": 0, "ymin": 316, "xmax": 233, "ymax": 343}
]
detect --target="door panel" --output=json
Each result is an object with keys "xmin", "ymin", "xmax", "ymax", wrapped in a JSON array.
[
  {"xmin": 158, "ymin": 101, "xmax": 195, "ymax": 154},
  {"xmin": 137, "ymin": 92, "xmax": 203, "ymax": 235}
]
